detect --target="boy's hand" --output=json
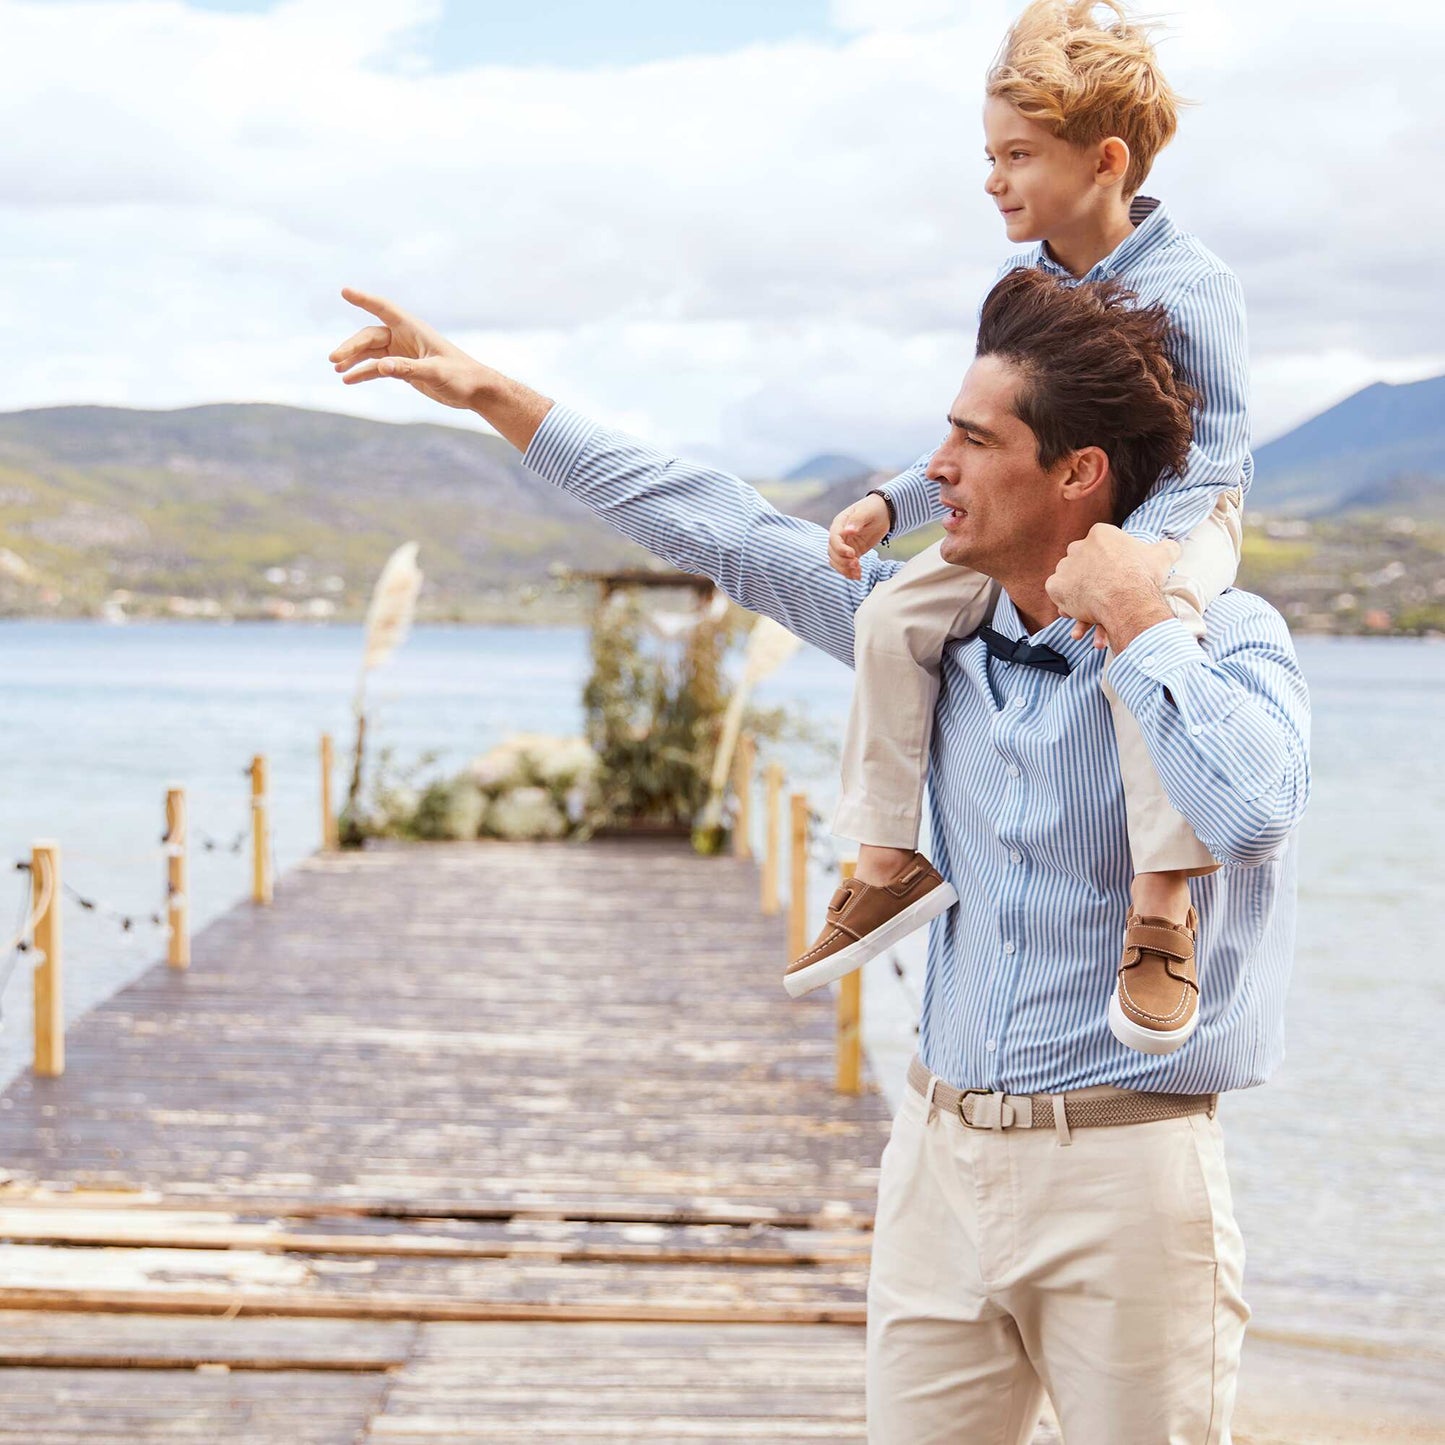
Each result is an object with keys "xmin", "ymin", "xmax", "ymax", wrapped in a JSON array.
[
  {"xmin": 828, "ymin": 494, "xmax": 891, "ymax": 580},
  {"xmin": 330, "ymin": 288, "xmax": 492, "ymax": 411}
]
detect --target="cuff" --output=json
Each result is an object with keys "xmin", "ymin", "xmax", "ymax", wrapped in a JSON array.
[
  {"xmin": 521, "ymin": 403, "xmax": 598, "ymax": 487},
  {"xmin": 880, "ymin": 476, "xmax": 940, "ymax": 537},
  {"xmin": 1107, "ymin": 617, "xmax": 1242, "ymax": 733}
]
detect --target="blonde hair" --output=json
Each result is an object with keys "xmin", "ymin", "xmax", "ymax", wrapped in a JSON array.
[{"xmin": 987, "ymin": 1, "xmax": 1184, "ymax": 197}]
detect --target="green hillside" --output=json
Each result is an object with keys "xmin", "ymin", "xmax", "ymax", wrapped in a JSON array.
[{"xmin": 0, "ymin": 403, "xmax": 650, "ymax": 621}]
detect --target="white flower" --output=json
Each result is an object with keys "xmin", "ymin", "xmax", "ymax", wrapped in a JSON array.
[
  {"xmin": 468, "ymin": 738, "xmax": 534, "ymax": 792},
  {"xmin": 533, "ymin": 737, "xmax": 601, "ymax": 790},
  {"xmin": 426, "ymin": 779, "xmax": 486, "ymax": 841},
  {"xmin": 485, "ymin": 787, "xmax": 568, "ymax": 841}
]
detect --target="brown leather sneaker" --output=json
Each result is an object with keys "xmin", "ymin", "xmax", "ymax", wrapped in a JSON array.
[
  {"xmin": 1108, "ymin": 908, "xmax": 1200, "ymax": 1055},
  {"xmin": 783, "ymin": 853, "xmax": 957, "ymax": 998}
]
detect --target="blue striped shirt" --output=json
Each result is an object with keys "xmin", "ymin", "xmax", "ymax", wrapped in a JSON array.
[
  {"xmin": 524, "ymin": 405, "xmax": 1309, "ymax": 1096},
  {"xmin": 881, "ymin": 197, "xmax": 1253, "ymax": 545}
]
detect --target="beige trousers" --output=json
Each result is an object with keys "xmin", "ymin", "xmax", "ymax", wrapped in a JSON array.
[
  {"xmin": 835, "ymin": 491, "xmax": 1244, "ymax": 876},
  {"xmin": 866, "ymin": 1078, "xmax": 1249, "ymax": 1444}
]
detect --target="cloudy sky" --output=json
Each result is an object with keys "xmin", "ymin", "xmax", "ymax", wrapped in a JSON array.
[{"xmin": 4, "ymin": 0, "xmax": 1443, "ymax": 474}]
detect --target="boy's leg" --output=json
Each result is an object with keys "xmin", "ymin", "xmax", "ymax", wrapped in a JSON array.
[
  {"xmin": 1101, "ymin": 679, "xmax": 1218, "ymax": 875},
  {"xmin": 834, "ymin": 542, "xmax": 996, "ymax": 847},
  {"xmin": 784, "ymin": 544, "xmax": 995, "ymax": 998},
  {"xmin": 1106, "ymin": 489, "xmax": 1245, "ymax": 877},
  {"xmin": 1105, "ymin": 491, "xmax": 1244, "ymax": 1053}
]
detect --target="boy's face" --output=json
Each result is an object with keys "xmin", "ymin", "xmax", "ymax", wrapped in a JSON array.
[{"xmin": 982, "ymin": 97, "xmax": 1112, "ymax": 244}]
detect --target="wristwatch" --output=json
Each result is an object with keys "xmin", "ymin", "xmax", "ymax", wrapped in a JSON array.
[{"xmin": 866, "ymin": 487, "xmax": 897, "ymax": 543}]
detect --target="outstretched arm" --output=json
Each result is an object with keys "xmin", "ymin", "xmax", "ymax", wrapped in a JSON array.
[{"xmin": 329, "ymin": 289, "xmax": 893, "ymax": 666}]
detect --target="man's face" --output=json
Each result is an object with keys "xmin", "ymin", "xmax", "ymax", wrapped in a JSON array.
[
  {"xmin": 983, "ymin": 96, "xmax": 1105, "ymax": 245},
  {"xmin": 928, "ymin": 355, "xmax": 1069, "ymax": 577}
]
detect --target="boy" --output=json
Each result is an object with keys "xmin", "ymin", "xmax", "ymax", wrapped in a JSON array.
[{"xmin": 784, "ymin": 0, "xmax": 1249, "ymax": 1058}]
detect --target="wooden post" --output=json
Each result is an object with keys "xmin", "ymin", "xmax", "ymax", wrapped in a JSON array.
[
  {"xmin": 762, "ymin": 763, "xmax": 783, "ymax": 916},
  {"xmin": 31, "ymin": 841, "xmax": 62, "ymax": 1078},
  {"xmin": 165, "ymin": 787, "xmax": 189, "ymax": 969},
  {"xmin": 320, "ymin": 732, "xmax": 338, "ymax": 852},
  {"xmin": 788, "ymin": 793, "xmax": 809, "ymax": 960},
  {"xmin": 250, "ymin": 754, "xmax": 273, "ymax": 906},
  {"xmin": 732, "ymin": 733, "xmax": 755, "ymax": 860},
  {"xmin": 836, "ymin": 859, "xmax": 862, "ymax": 1096}
]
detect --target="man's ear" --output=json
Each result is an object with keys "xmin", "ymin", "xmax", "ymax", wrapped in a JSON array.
[
  {"xmin": 1059, "ymin": 446, "xmax": 1113, "ymax": 510},
  {"xmin": 1097, "ymin": 136, "xmax": 1130, "ymax": 189}
]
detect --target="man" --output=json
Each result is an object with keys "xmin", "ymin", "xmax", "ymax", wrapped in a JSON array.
[{"xmin": 329, "ymin": 268, "xmax": 1309, "ymax": 1443}]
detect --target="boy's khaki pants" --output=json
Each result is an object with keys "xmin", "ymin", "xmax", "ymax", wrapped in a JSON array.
[
  {"xmin": 867, "ymin": 1078, "xmax": 1249, "ymax": 1443},
  {"xmin": 835, "ymin": 491, "xmax": 1244, "ymax": 876}
]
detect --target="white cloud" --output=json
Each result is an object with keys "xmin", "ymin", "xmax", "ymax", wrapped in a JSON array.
[
  {"xmin": 830, "ymin": 0, "xmax": 984, "ymax": 34},
  {"xmin": 1, "ymin": 0, "xmax": 1442, "ymax": 474}
]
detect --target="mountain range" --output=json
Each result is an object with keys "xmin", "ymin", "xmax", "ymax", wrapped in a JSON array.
[{"xmin": 0, "ymin": 373, "xmax": 1440, "ymax": 620}]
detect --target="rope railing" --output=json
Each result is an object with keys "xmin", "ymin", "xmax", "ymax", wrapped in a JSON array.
[
  {"xmin": 729, "ymin": 736, "xmax": 928, "ymax": 1094},
  {"xmin": 1, "ymin": 735, "xmax": 340, "ymax": 1077}
]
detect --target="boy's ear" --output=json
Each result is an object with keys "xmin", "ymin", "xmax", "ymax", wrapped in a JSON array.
[{"xmin": 1096, "ymin": 136, "xmax": 1130, "ymax": 189}]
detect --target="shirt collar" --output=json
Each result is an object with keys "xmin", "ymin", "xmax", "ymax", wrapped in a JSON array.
[
  {"xmin": 1032, "ymin": 195, "xmax": 1175, "ymax": 283},
  {"xmin": 987, "ymin": 589, "xmax": 1102, "ymax": 674}
]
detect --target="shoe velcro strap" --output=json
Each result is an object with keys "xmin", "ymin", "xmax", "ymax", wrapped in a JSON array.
[
  {"xmin": 825, "ymin": 884, "xmax": 868, "ymax": 941},
  {"xmin": 1124, "ymin": 923, "xmax": 1193, "ymax": 962}
]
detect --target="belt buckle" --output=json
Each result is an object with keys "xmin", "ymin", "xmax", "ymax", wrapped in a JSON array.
[{"xmin": 956, "ymin": 1088, "xmax": 995, "ymax": 1129}]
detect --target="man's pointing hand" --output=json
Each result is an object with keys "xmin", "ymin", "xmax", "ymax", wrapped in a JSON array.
[
  {"xmin": 329, "ymin": 288, "xmax": 553, "ymax": 452},
  {"xmin": 330, "ymin": 288, "xmax": 490, "ymax": 412}
]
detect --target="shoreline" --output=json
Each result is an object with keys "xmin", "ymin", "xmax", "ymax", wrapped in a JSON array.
[{"xmin": 3, "ymin": 613, "xmax": 1443, "ymax": 640}]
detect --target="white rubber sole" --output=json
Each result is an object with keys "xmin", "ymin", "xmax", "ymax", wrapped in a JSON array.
[
  {"xmin": 1107, "ymin": 986, "xmax": 1199, "ymax": 1055},
  {"xmin": 783, "ymin": 882, "xmax": 958, "ymax": 999}
]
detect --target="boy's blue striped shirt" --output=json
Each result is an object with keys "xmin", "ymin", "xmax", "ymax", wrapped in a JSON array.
[
  {"xmin": 880, "ymin": 197, "xmax": 1252, "ymax": 545},
  {"xmin": 524, "ymin": 404, "xmax": 1309, "ymax": 1096}
]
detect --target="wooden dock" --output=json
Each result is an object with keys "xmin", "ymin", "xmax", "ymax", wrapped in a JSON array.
[{"xmin": 0, "ymin": 839, "xmax": 893, "ymax": 1442}]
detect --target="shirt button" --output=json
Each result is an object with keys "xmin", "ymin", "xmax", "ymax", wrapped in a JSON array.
[
  {"xmin": 1007, "ymin": 765, "xmax": 1021, "ymax": 777},
  {"xmin": 1013, "ymin": 697, "xmax": 1026, "ymax": 709},
  {"xmin": 1010, "ymin": 850, "xmax": 1023, "ymax": 865},
  {"xmin": 1189, "ymin": 724, "xmax": 1204, "ymax": 737},
  {"xmin": 1003, "ymin": 941, "xmax": 1016, "ymax": 955},
  {"xmin": 985, "ymin": 1040, "xmax": 997, "ymax": 1052}
]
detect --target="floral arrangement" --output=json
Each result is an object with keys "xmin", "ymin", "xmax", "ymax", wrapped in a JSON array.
[{"xmin": 362, "ymin": 734, "xmax": 603, "ymax": 843}]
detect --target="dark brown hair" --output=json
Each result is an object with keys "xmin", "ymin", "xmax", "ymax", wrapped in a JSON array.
[{"xmin": 975, "ymin": 267, "xmax": 1197, "ymax": 523}]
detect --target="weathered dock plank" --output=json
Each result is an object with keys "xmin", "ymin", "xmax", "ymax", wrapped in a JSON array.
[
  {"xmin": 365, "ymin": 1321, "xmax": 871, "ymax": 1443},
  {"xmin": 0, "ymin": 839, "xmax": 891, "ymax": 1436},
  {"xmin": 0, "ymin": 842, "xmax": 889, "ymax": 1216},
  {"xmin": 0, "ymin": 1367, "xmax": 391, "ymax": 1443}
]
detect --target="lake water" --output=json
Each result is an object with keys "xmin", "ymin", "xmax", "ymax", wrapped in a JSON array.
[{"xmin": 0, "ymin": 621, "xmax": 1441, "ymax": 1364}]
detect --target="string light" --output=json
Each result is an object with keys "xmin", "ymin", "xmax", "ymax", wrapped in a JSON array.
[{"xmin": 1, "ymin": 774, "xmax": 258, "ymax": 998}]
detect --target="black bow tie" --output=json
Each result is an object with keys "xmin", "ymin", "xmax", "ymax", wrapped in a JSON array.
[{"xmin": 975, "ymin": 624, "xmax": 1072, "ymax": 675}]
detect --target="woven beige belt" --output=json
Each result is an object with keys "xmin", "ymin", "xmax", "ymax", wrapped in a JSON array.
[{"xmin": 907, "ymin": 1056, "xmax": 1216, "ymax": 1134}]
